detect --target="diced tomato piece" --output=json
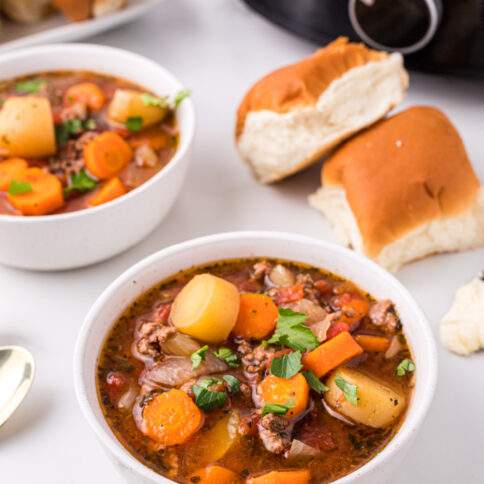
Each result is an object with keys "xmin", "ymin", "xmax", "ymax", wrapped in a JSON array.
[
  {"xmin": 326, "ymin": 321, "xmax": 350, "ymax": 340},
  {"xmin": 154, "ymin": 303, "xmax": 171, "ymax": 324},
  {"xmin": 331, "ymin": 292, "xmax": 369, "ymax": 327},
  {"xmin": 314, "ymin": 279, "xmax": 333, "ymax": 294},
  {"xmin": 274, "ymin": 284, "xmax": 304, "ymax": 304}
]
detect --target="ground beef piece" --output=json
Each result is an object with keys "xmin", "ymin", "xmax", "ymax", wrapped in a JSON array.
[
  {"xmin": 252, "ymin": 260, "xmax": 272, "ymax": 280},
  {"xmin": 257, "ymin": 414, "xmax": 293, "ymax": 454},
  {"xmin": 136, "ymin": 323, "xmax": 176, "ymax": 359},
  {"xmin": 369, "ymin": 300, "xmax": 400, "ymax": 333},
  {"xmin": 237, "ymin": 340, "xmax": 273, "ymax": 382},
  {"xmin": 59, "ymin": 102, "xmax": 87, "ymax": 122},
  {"xmin": 238, "ymin": 411, "xmax": 260, "ymax": 436}
]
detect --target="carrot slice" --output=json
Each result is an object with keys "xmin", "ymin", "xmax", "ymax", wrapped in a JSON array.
[
  {"xmin": 247, "ymin": 470, "xmax": 310, "ymax": 484},
  {"xmin": 89, "ymin": 177, "xmax": 126, "ymax": 207},
  {"xmin": 142, "ymin": 389, "xmax": 203, "ymax": 446},
  {"xmin": 84, "ymin": 131, "xmax": 133, "ymax": 180},
  {"xmin": 189, "ymin": 465, "xmax": 240, "ymax": 484},
  {"xmin": 302, "ymin": 332, "xmax": 363, "ymax": 378},
  {"xmin": 233, "ymin": 293, "xmax": 278, "ymax": 340},
  {"xmin": 128, "ymin": 127, "xmax": 171, "ymax": 150},
  {"xmin": 259, "ymin": 373, "xmax": 309, "ymax": 418},
  {"xmin": 354, "ymin": 335, "xmax": 390, "ymax": 352},
  {"xmin": 332, "ymin": 293, "xmax": 369, "ymax": 325},
  {"xmin": 64, "ymin": 82, "xmax": 106, "ymax": 111},
  {"xmin": 7, "ymin": 167, "xmax": 63, "ymax": 216},
  {"xmin": 0, "ymin": 158, "xmax": 28, "ymax": 191}
]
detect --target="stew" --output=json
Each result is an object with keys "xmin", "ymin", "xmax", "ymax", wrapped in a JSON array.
[
  {"xmin": 97, "ymin": 259, "xmax": 415, "ymax": 483},
  {"xmin": 0, "ymin": 71, "xmax": 187, "ymax": 216}
]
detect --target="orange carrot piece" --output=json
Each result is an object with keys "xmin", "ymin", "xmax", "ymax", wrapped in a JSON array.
[
  {"xmin": 332, "ymin": 293, "xmax": 369, "ymax": 325},
  {"xmin": 7, "ymin": 167, "xmax": 63, "ymax": 216},
  {"xmin": 233, "ymin": 293, "xmax": 278, "ymax": 340},
  {"xmin": 84, "ymin": 131, "xmax": 133, "ymax": 180},
  {"xmin": 189, "ymin": 465, "xmax": 240, "ymax": 484},
  {"xmin": 64, "ymin": 82, "xmax": 106, "ymax": 111},
  {"xmin": 0, "ymin": 158, "xmax": 28, "ymax": 191},
  {"xmin": 302, "ymin": 332, "xmax": 363, "ymax": 378},
  {"xmin": 354, "ymin": 335, "xmax": 390, "ymax": 352},
  {"xmin": 89, "ymin": 177, "xmax": 126, "ymax": 207},
  {"xmin": 142, "ymin": 389, "xmax": 203, "ymax": 446},
  {"xmin": 247, "ymin": 470, "xmax": 310, "ymax": 484},
  {"xmin": 259, "ymin": 373, "xmax": 309, "ymax": 418},
  {"xmin": 128, "ymin": 127, "xmax": 171, "ymax": 150}
]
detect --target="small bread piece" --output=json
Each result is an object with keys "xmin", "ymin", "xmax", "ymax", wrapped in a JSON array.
[
  {"xmin": 93, "ymin": 0, "xmax": 126, "ymax": 17},
  {"xmin": 52, "ymin": 0, "xmax": 92, "ymax": 21},
  {"xmin": 236, "ymin": 37, "xmax": 408, "ymax": 184},
  {"xmin": 309, "ymin": 106, "xmax": 484, "ymax": 271},
  {"xmin": 1, "ymin": 0, "xmax": 51, "ymax": 24}
]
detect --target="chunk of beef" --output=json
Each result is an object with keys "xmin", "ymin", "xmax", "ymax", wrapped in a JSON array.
[
  {"xmin": 252, "ymin": 260, "xmax": 272, "ymax": 280},
  {"xmin": 369, "ymin": 300, "xmax": 400, "ymax": 333},
  {"xmin": 238, "ymin": 411, "xmax": 260, "ymax": 436},
  {"xmin": 257, "ymin": 414, "xmax": 293, "ymax": 454},
  {"xmin": 237, "ymin": 339, "xmax": 273, "ymax": 382},
  {"xmin": 135, "ymin": 322, "xmax": 176, "ymax": 359},
  {"xmin": 59, "ymin": 102, "xmax": 87, "ymax": 122}
]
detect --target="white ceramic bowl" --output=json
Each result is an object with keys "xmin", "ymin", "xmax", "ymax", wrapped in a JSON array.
[
  {"xmin": 0, "ymin": 43, "xmax": 195, "ymax": 271},
  {"xmin": 74, "ymin": 231, "xmax": 437, "ymax": 484}
]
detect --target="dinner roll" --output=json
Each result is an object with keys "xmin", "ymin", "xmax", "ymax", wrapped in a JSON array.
[
  {"xmin": 236, "ymin": 37, "xmax": 408, "ymax": 184},
  {"xmin": 52, "ymin": 0, "xmax": 92, "ymax": 21},
  {"xmin": 93, "ymin": 0, "xmax": 126, "ymax": 17},
  {"xmin": 309, "ymin": 106, "xmax": 484, "ymax": 271},
  {"xmin": 1, "ymin": 0, "xmax": 50, "ymax": 24}
]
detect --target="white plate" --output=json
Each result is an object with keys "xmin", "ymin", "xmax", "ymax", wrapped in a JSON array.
[{"xmin": 0, "ymin": 0, "xmax": 163, "ymax": 53}]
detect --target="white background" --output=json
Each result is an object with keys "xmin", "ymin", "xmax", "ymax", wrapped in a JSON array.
[{"xmin": 1, "ymin": 1, "xmax": 483, "ymax": 483}]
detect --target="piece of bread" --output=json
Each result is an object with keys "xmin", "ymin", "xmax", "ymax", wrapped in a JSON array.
[
  {"xmin": 93, "ymin": 0, "xmax": 126, "ymax": 17},
  {"xmin": 1, "ymin": 0, "xmax": 51, "ymax": 24},
  {"xmin": 309, "ymin": 106, "xmax": 484, "ymax": 272},
  {"xmin": 235, "ymin": 37, "xmax": 408, "ymax": 184},
  {"xmin": 52, "ymin": 0, "xmax": 92, "ymax": 21}
]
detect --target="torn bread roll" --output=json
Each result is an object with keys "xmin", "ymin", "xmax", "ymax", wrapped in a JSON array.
[
  {"xmin": 236, "ymin": 37, "xmax": 408, "ymax": 184},
  {"xmin": 309, "ymin": 106, "xmax": 484, "ymax": 272}
]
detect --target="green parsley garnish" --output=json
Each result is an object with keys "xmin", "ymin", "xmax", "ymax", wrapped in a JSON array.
[
  {"xmin": 302, "ymin": 370, "xmax": 329, "ymax": 394},
  {"xmin": 125, "ymin": 116, "xmax": 143, "ymax": 132},
  {"xmin": 192, "ymin": 378, "xmax": 227, "ymax": 411},
  {"xmin": 213, "ymin": 347, "xmax": 239, "ymax": 368},
  {"xmin": 191, "ymin": 345, "xmax": 209, "ymax": 369},
  {"xmin": 173, "ymin": 89, "xmax": 190, "ymax": 108},
  {"xmin": 270, "ymin": 350, "xmax": 302, "ymax": 379},
  {"xmin": 64, "ymin": 169, "xmax": 98, "ymax": 197},
  {"xmin": 222, "ymin": 375, "xmax": 240, "ymax": 394},
  {"xmin": 55, "ymin": 118, "xmax": 92, "ymax": 145},
  {"xmin": 267, "ymin": 308, "xmax": 319, "ymax": 352},
  {"xmin": 141, "ymin": 93, "xmax": 168, "ymax": 108},
  {"xmin": 261, "ymin": 401, "xmax": 294, "ymax": 417},
  {"xmin": 335, "ymin": 375, "xmax": 358, "ymax": 406},
  {"xmin": 15, "ymin": 79, "xmax": 44, "ymax": 94},
  {"xmin": 395, "ymin": 358, "xmax": 416, "ymax": 377},
  {"xmin": 8, "ymin": 180, "xmax": 32, "ymax": 196}
]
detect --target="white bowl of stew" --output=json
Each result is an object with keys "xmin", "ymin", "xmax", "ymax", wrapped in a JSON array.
[
  {"xmin": 74, "ymin": 231, "xmax": 437, "ymax": 484},
  {"xmin": 0, "ymin": 43, "xmax": 194, "ymax": 270}
]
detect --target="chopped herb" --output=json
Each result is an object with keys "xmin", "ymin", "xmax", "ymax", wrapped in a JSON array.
[
  {"xmin": 213, "ymin": 347, "xmax": 239, "ymax": 368},
  {"xmin": 197, "ymin": 377, "xmax": 220, "ymax": 389},
  {"xmin": 395, "ymin": 358, "xmax": 416, "ymax": 377},
  {"xmin": 55, "ymin": 118, "xmax": 89, "ymax": 145},
  {"xmin": 270, "ymin": 350, "xmax": 302, "ymax": 379},
  {"xmin": 261, "ymin": 401, "xmax": 294, "ymax": 417},
  {"xmin": 173, "ymin": 88, "xmax": 190, "ymax": 108},
  {"xmin": 141, "ymin": 93, "xmax": 168, "ymax": 108},
  {"xmin": 125, "ymin": 116, "xmax": 143, "ymax": 132},
  {"xmin": 15, "ymin": 79, "xmax": 44, "ymax": 94},
  {"xmin": 64, "ymin": 169, "xmax": 98, "ymax": 197},
  {"xmin": 84, "ymin": 118, "xmax": 97, "ymax": 130},
  {"xmin": 192, "ymin": 384, "xmax": 227, "ymax": 411},
  {"xmin": 303, "ymin": 370, "xmax": 329, "ymax": 394},
  {"xmin": 191, "ymin": 345, "xmax": 209, "ymax": 369},
  {"xmin": 335, "ymin": 375, "xmax": 358, "ymax": 406},
  {"xmin": 8, "ymin": 180, "xmax": 32, "ymax": 196},
  {"xmin": 267, "ymin": 308, "xmax": 319, "ymax": 352},
  {"xmin": 222, "ymin": 375, "xmax": 240, "ymax": 394}
]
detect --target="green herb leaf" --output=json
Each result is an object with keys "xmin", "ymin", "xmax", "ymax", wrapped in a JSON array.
[
  {"xmin": 261, "ymin": 401, "xmax": 294, "ymax": 417},
  {"xmin": 302, "ymin": 370, "xmax": 329, "ymax": 394},
  {"xmin": 222, "ymin": 375, "xmax": 240, "ymax": 394},
  {"xmin": 15, "ymin": 79, "xmax": 44, "ymax": 94},
  {"xmin": 193, "ymin": 384, "xmax": 227, "ymax": 411},
  {"xmin": 267, "ymin": 308, "xmax": 319, "ymax": 351},
  {"xmin": 335, "ymin": 375, "xmax": 358, "ymax": 406},
  {"xmin": 395, "ymin": 358, "xmax": 416, "ymax": 377},
  {"xmin": 213, "ymin": 347, "xmax": 239, "ymax": 368},
  {"xmin": 191, "ymin": 345, "xmax": 209, "ymax": 369},
  {"xmin": 270, "ymin": 350, "xmax": 302, "ymax": 379},
  {"xmin": 84, "ymin": 118, "xmax": 97, "ymax": 130},
  {"xmin": 64, "ymin": 169, "xmax": 98, "ymax": 197},
  {"xmin": 8, "ymin": 180, "xmax": 32, "ymax": 196},
  {"xmin": 173, "ymin": 89, "xmax": 190, "ymax": 108},
  {"xmin": 126, "ymin": 116, "xmax": 143, "ymax": 132},
  {"xmin": 197, "ymin": 377, "xmax": 220, "ymax": 389},
  {"xmin": 141, "ymin": 93, "xmax": 168, "ymax": 108},
  {"xmin": 55, "ymin": 118, "xmax": 88, "ymax": 145}
]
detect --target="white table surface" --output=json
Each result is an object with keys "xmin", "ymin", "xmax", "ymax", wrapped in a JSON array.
[{"xmin": 1, "ymin": 1, "xmax": 483, "ymax": 483}]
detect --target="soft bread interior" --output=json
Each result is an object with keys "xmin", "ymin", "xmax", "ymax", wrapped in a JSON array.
[
  {"xmin": 237, "ymin": 53, "xmax": 407, "ymax": 184},
  {"xmin": 309, "ymin": 186, "xmax": 484, "ymax": 272}
]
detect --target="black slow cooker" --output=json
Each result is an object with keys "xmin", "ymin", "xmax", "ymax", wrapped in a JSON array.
[{"xmin": 243, "ymin": 0, "xmax": 484, "ymax": 78}]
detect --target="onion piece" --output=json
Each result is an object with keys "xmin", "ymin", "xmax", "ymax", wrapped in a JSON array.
[
  {"xmin": 285, "ymin": 439, "xmax": 320, "ymax": 460},
  {"xmin": 268, "ymin": 264, "xmax": 296, "ymax": 287},
  {"xmin": 117, "ymin": 385, "xmax": 138, "ymax": 411},
  {"xmin": 289, "ymin": 299, "xmax": 327, "ymax": 324},
  {"xmin": 159, "ymin": 333, "xmax": 201, "ymax": 356},
  {"xmin": 385, "ymin": 335, "xmax": 403, "ymax": 359},
  {"xmin": 322, "ymin": 399, "xmax": 354, "ymax": 426}
]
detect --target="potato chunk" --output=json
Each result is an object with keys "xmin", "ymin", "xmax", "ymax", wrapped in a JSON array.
[
  {"xmin": 108, "ymin": 89, "xmax": 168, "ymax": 128},
  {"xmin": 0, "ymin": 96, "xmax": 56, "ymax": 158},
  {"xmin": 324, "ymin": 367, "xmax": 406, "ymax": 428},
  {"xmin": 171, "ymin": 274, "xmax": 240, "ymax": 343}
]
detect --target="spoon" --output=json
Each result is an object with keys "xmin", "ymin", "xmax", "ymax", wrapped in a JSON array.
[{"xmin": 0, "ymin": 346, "xmax": 35, "ymax": 427}]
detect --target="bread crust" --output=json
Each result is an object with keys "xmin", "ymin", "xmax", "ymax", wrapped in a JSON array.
[
  {"xmin": 52, "ymin": 0, "xmax": 92, "ymax": 21},
  {"xmin": 322, "ymin": 106, "xmax": 480, "ymax": 257}
]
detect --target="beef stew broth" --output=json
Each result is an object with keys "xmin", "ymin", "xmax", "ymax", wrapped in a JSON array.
[
  {"xmin": 0, "ymin": 71, "xmax": 181, "ymax": 216},
  {"xmin": 97, "ymin": 259, "xmax": 414, "ymax": 483}
]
